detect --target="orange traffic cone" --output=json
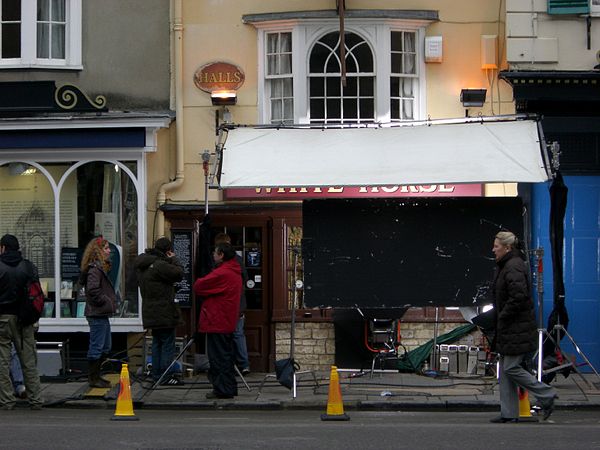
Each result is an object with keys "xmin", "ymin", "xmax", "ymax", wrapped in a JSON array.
[
  {"xmin": 321, "ymin": 365, "xmax": 350, "ymax": 421},
  {"xmin": 518, "ymin": 387, "xmax": 536, "ymax": 421},
  {"xmin": 111, "ymin": 363, "xmax": 139, "ymax": 421}
]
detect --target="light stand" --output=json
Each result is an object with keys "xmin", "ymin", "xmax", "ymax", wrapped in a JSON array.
[
  {"xmin": 256, "ymin": 246, "xmax": 319, "ymax": 399},
  {"xmin": 532, "ymin": 248, "xmax": 600, "ymax": 389},
  {"xmin": 533, "ymin": 248, "xmax": 544, "ymax": 382},
  {"xmin": 289, "ymin": 246, "xmax": 318, "ymax": 398},
  {"xmin": 201, "ymin": 150, "xmax": 210, "ymax": 216}
]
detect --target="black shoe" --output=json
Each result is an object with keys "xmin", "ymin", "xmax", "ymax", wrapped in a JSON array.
[
  {"xmin": 542, "ymin": 395, "xmax": 558, "ymax": 421},
  {"xmin": 161, "ymin": 376, "xmax": 184, "ymax": 386},
  {"xmin": 241, "ymin": 368, "xmax": 250, "ymax": 376},
  {"xmin": 205, "ymin": 391, "xmax": 234, "ymax": 400},
  {"xmin": 489, "ymin": 416, "xmax": 518, "ymax": 423}
]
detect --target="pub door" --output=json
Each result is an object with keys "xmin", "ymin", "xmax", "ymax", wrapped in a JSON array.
[{"xmin": 210, "ymin": 215, "xmax": 271, "ymax": 372}]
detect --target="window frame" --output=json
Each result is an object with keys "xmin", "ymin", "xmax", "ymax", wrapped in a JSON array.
[
  {"xmin": 255, "ymin": 19, "xmax": 427, "ymax": 125},
  {"xmin": 0, "ymin": 0, "xmax": 81, "ymax": 69}
]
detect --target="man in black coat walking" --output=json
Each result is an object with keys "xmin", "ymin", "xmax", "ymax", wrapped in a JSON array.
[{"xmin": 490, "ymin": 231, "xmax": 557, "ymax": 423}]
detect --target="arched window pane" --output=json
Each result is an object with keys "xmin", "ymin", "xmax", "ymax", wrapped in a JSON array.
[
  {"xmin": 59, "ymin": 161, "xmax": 139, "ymax": 318},
  {"xmin": 0, "ymin": 162, "xmax": 56, "ymax": 314},
  {"xmin": 309, "ymin": 31, "xmax": 375, "ymax": 124}
]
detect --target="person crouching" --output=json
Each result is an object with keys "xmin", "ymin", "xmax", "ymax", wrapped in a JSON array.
[{"xmin": 193, "ymin": 242, "xmax": 242, "ymax": 399}]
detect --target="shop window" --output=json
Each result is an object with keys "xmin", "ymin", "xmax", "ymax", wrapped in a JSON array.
[
  {"xmin": 0, "ymin": 159, "xmax": 140, "ymax": 321},
  {"xmin": 59, "ymin": 161, "xmax": 139, "ymax": 319},
  {"xmin": 0, "ymin": 0, "xmax": 82, "ymax": 68},
  {"xmin": 0, "ymin": 161, "xmax": 56, "ymax": 304}
]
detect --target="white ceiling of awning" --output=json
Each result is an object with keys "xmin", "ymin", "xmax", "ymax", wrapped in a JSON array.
[{"xmin": 219, "ymin": 119, "xmax": 549, "ymax": 188}]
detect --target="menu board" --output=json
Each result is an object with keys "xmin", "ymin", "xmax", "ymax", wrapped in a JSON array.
[{"xmin": 172, "ymin": 231, "xmax": 193, "ymax": 307}]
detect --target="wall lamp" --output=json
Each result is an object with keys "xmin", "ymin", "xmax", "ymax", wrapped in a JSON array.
[
  {"xmin": 211, "ymin": 90, "xmax": 237, "ymax": 106},
  {"xmin": 460, "ymin": 88, "xmax": 487, "ymax": 107}
]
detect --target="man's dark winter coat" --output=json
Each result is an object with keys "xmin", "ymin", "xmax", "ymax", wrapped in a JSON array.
[
  {"xmin": 493, "ymin": 251, "xmax": 537, "ymax": 356},
  {"xmin": 134, "ymin": 249, "xmax": 184, "ymax": 329},
  {"xmin": 0, "ymin": 250, "xmax": 30, "ymax": 315}
]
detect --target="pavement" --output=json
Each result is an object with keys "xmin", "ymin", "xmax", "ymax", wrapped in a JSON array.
[{"xmin": 28, "ymin": 368, "xmax": 600, "ymax": 414}]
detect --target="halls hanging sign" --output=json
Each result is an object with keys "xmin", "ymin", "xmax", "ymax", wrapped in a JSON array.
[{"xmin": 194, "ymin": 62, "xmax": 245, "ymax": 93}]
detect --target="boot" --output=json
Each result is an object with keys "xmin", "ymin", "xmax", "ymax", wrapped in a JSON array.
[
  {"xmin": 98, "ymin": 353, "xmax": 111, "ymax": 384},
  {"xmin": 88, "ymin": 359, "xmax": 110, "ymax": 388}
]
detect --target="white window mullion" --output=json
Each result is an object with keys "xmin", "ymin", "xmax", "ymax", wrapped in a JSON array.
[
  {"xmin": 416, "ymin": 27, "xmax": 426, "ymax": 120},
  {"xmin": 375, "ymin": 24, "xmax": 390, "ymax": 123},
  {"xmin": 257, "ymin": 30, "xmax": 266, "ymax": 122},
  {"xmin": 67, "ymin": 0, "xmax": 82, "ymax": 66},
  {"xmin": 294, "ymin": 26, "xmax": 308, "ymax": 124},
  {"xmin": 20, "ymin": 0, "xmax": 36, "ymax": 65}
]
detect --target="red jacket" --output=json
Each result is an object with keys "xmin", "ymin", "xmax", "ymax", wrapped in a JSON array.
[{"xmin": 193, "ymin": 258, "xmax": 242, "ymax": 333}]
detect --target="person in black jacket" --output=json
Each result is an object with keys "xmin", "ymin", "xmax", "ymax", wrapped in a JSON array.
[
  {"xmin": 134, "ymin": 237, "xmax": 184, "ymax": 385},
  {"xmin": 490, "ymin": 231, "xmax": 557, "ymax": 423},
  {"xmin": 0, "ymin": 234, "xmax": 43, "ymax": 409}
]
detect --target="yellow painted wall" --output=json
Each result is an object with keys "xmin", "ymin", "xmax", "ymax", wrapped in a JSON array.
[{"xmin": 150, "ymin": 0, "xmax": 516, "ymax": 208}]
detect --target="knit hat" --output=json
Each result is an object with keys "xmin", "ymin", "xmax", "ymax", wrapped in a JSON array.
[
  {"xmin": 154, "ymin": 237, "xmax": 172, "ymax": 254},
  {"xmin": 0, "ymin": 234, "xmax": 19, "ymax": 251}
]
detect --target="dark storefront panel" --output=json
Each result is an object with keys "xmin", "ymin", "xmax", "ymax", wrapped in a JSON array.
[{"xmin": 302, "ymin": 197, "xmax": 524, "ymax": 309}]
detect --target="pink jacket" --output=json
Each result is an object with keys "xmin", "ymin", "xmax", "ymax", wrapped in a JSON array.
[{"xmin": 193, "ymin": 258, "xmax": 242, "ymax": 333}]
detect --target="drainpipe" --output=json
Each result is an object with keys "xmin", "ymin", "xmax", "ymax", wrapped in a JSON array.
[{"xmin": 157, "ymin": 0, "xmax": 184, "ymax": 238}]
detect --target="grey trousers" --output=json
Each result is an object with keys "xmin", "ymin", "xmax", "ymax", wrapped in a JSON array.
[
  {"xmin": 499, "ymin": 353, "xmax": 556, "ymax": 418},
  {"xmin": 0, "ymin": 315, "xmax": 43, "ymax": 408}
]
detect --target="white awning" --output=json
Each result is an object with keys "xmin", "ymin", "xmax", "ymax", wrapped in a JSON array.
[{"xmin": 219, "ymin": 118, "xmax": 550, "ymax": 188}]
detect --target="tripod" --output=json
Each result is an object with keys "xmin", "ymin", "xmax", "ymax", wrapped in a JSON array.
[
  {"xmin": 149, "ymin": 333, "xmax": 251, "ymax": 392},
  {"xmin": 257, "ymin": 246, "xmax": 319, "ymax": 399},
  {"xmin": 531, "ymin": 248, "xmax": 600, "ymax": 390}
]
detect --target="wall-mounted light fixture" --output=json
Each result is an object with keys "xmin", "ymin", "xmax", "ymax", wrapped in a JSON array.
[
  {"xmin": 211, "ymin": 90, "xmax": 237, "ymax": 106},
  {"xmin": 460, "ymin": 88, "xmax": 487, "ymax": 107}
]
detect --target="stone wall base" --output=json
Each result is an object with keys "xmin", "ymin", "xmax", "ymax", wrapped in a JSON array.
[{"xmin": 275, "ymin": 321, "xmax": 486, "ymax": 372}]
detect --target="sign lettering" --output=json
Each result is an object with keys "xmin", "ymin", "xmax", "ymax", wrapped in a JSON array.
[{"xmin": 224, "ymin": 184, "xmax": 482, "ymax": 200}]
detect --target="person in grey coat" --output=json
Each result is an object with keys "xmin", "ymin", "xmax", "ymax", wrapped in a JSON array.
[
  {"xmin": 135, "ymin": 237, "xmax": 184, "ymax": 385},
  {"xmin": 490, "ymin": 231, "xmax": 557, "ymax": 423}
]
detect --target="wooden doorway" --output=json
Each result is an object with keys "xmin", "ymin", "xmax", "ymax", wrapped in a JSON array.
[{"xmin": 210, "ymin": 215, "xmax": 271, "ymax": 372}]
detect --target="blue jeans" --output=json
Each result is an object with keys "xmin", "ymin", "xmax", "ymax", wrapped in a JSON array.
[
  {"xmin": 87, "ymin": 317, "xmax": 111, "ymax": 360},
  {"xmin": 151, "ymin": 328, "xmax": 176, "ymax": 381},
  {"xmin": 233, "ymin": 314, "xmax": 249, "ymax": 369}
]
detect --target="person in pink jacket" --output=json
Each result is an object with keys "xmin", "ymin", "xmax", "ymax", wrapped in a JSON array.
[{"xmin": 193, "ymin": 242, "xmax": 242, "ymax": 399}]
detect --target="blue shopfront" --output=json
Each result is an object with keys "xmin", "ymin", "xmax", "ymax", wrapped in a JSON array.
[{"xmin": 501, "ymin": 70, "xmax": 600, "ymax": 372}]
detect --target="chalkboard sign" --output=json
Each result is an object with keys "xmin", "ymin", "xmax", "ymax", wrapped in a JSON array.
[
  {"xmin": 61, "ymin": 247, "xmax": 82, "ymax": 282},
  {"xmin": 172, "ymin": 231, "xmax": 193, "ymax": 307},
  {"xmin": 302, "ymin": 197, "xmax": 524, "ymax": 308}
]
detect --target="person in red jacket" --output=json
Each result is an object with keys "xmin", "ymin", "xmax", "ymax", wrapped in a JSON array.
[{"xmin": 193, "ymin": 242, "xmax": 242, "ymax": 399}]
